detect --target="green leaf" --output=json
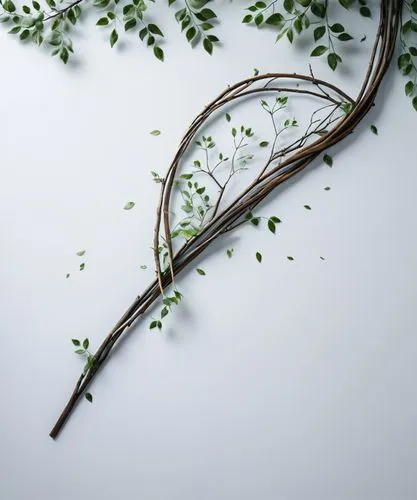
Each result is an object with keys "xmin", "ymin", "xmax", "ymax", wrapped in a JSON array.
[
  {"xmin": 287, "ymin": 256, "xmax": 294, "ymax": 261},
  {"xmin": 259, "ymin": 141, "xmax": 269, "ymax": 147},
  {"xmin": 148, "ymin": 23, "xmax": 163, "ymax": 36},
  {"xmin": 3, "ymin": 0, "xmax": 16, "ymax": 13},
  {"xmin": 267, "ymin": 219, "xmax": 276, "ymax": 234},
  {"xmin": 304, "ymin": 204, "xmax": 311, "ymax": 210},
  {"xmin": 124, "ymin": 18, "xmax": 136, "ymax": 31},
  {"xmin": 75, "ymin": 349, "xmax": 85, "ymax": 354},
  {"xmin": 153, "ymin": 46, "xmax": 164, "ymax": 61},
  {"xmin": 85, "ymin": 392, "xmax": 93, "ymax": 403},
  {"xmin": 330, "ymin": 23, "xmax": 344, "ymax": 33},
  {"xmin": 338, "ymin": 33, "xmax": 353, "ymax": 41},
  {"xmin": 370, "ymin": 125, "xmax": 378, "ymax": 135},
  {"xmin": 310, "ymin": 45, "xmax": 328, "ymax": 57},
  {"xmin": 196, "ymin": 268, "xmax": 206, "ymax": 275},
  {"xmin": 203, "ymin": 38, "xmax": 213, "ymax": 55},
  {"xmin": 83, "ymin": 338, "xmax": 89, "ymax": 349},
  {"xmin": 226, "ymin": 248, "xmax": 233, "ymax": 258},
  {"xmin": 256, "ymin": 252, "xmax": 262, "ymax": 263},
  {"xmin": 327, "ymin": 52, "xmax": 338, "ymax": 71},
  {"xmin": 413, "ymin": 96, "xmax": 417, "ymax": 112},
  {"xmin": 323, "ymin": 153, "xmax": 333, "ymax": 167},
  {"xmin": 313, "ymin": 25, "xmax": 326, "ymax": 41},
  {"xmin": 110, "ymin": 28, "xmax": 118, "ymax": 47},
  {"xmin": 79, "ymin": 262, "xmax": 85, "ymax": 271},
  {"xmin": 150, "ymin": 129, "xmax": 161, "ymax": 136},
  {"xmin": 265, "ymin": 13, "xmax": 283, "ymax": 26},
  {"xmin": 76, "ymin": 250, "xmax": 86, "ymax": 256},
  {"xmin": 123, "ymin": 201, "xmax": 135, "ymax": 210},
  {"xmin": 71, "ymin": 339, "xmax": 80, "ymax": 346},
  {"xmin": 359, "ymin": 6, "xmax": 371, "ymax": 17}
]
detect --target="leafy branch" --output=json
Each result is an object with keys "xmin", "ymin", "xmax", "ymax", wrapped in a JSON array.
[{"xmin": 48, "ymin": 0, "xmax": 404, "ymax": 439}]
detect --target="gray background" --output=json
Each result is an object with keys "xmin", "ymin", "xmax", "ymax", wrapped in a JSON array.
[{"xmin": 0, "ymin": 2, "xmax": 416, "ymax": 499}]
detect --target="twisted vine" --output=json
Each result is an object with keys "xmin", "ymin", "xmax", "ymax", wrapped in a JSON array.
[{"xmin": 49, "ymin": 0, "xmax": 403, "ymax": 438}]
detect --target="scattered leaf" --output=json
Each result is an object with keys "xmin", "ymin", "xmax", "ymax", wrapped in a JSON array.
[
  {"xmin": 124, "ymin": 201, "xmax": 135, "ymax": 210},
  {"xmin": 150, "ymin": 130, "xmax": 161, "ymax": 136},
  {"xmin": 323, "ymin": 154, "xmax": 333, "ymax": 167},
  {"xmin": 85, "ymin": 392, "xmax": 93, "ymax": 403},
  {"xmin": 79, "ymin": 263, "xmax": 85, "ymax": 271},
  {"xmin": 370, "ymin": 125, "xmax": 378, "ymax": 135},
  {"xmin": 196, "ymin": 268, "xmax": 206, "ymax": 275},
  {"xmin": 256, "ymin": 252, "xmax": 262, "ymax": 263}
]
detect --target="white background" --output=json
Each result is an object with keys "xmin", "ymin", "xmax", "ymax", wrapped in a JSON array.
[{"xmin": 1, "ymin": 2, "xmax": 416, "ymax": 499}]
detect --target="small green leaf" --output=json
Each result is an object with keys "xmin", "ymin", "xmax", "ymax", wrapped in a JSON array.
[
  {"xmin": 83, "ymin": 338, "xmax": 89, "ymax": 349},
  {"xmin": 259, "ymin": 141, "xmax": 269, "ymax": 147},
  {"xmin": 110, "ymin": 28, "xmax": 118, "ymax": 47},
  {"xmin": 324, "ymin": 186, "xmax": 331, "ymax": 191},
  {"xmin": 123, "ymin": 201, "xmax": 135, "ymax": 210},
  {"xmin": 256, "ymin": 252, "xmax": 262, "ymax": 263},
  {"xmin": 79, "ymin": 263, "xmax": 85, "ymax": 271},
  {"xmin": 196, "ymin": 268, "xmax": 206, "ymax": 275},
  {"xmin": 323, "ymin": 154, "xmax": 333, "ymax": 167},
  {"xmin": 310, "ymin": 45, "xmax": 328, "ymax": 57},
  {"xmin": 304, "ymin": 204, "xmax": 311, "ymax": 210},
  {"xmin": 226, "ymin": 248, "xmax": 233, "ymax": 258},
  {"xmin": 85, "ymin": 392, "xmax": 93, "ymax": 403},
  {"xmin": 71, "ymin": 339, "xmax": 80, "ymax": 346},
  {"xmin": 75, "ymin": 349, "xmax": 85, "ymax": 354},
  {"xmin": 76, "ymin": 250, "xmax": 86, "ymax": 256},
  {"xmin": 267, "ymin": 219, "xmax": 276, "ymax": 234},
  {"xmin": 370, "ymin": 125, "xmax": 378, "ymax": 135},
  {"xmin": 150, "ymin": 129, "xmax": 161, "ymax": 136},
  {"xmin": 287, "ymin": 256, "xmax": 294, "ymax": 261},
  {"xmin": 153, "ymin": 46, "xmax": 164, "ymax": 61}
]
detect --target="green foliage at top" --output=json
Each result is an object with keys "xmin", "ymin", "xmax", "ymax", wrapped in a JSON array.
[{"xmin": 0, "ymin": 0, "xmax": 415, "ymax": 111}]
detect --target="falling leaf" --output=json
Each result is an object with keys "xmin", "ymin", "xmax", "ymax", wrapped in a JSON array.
[{"xmin": 124, "ymin": 201, "xmax": 135, "ymax": 210}]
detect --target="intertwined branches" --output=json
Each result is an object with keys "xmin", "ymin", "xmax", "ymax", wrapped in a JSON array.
[{"xmin": 49, "ymin": 0, "xmax": 403, "ymax": 438}]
